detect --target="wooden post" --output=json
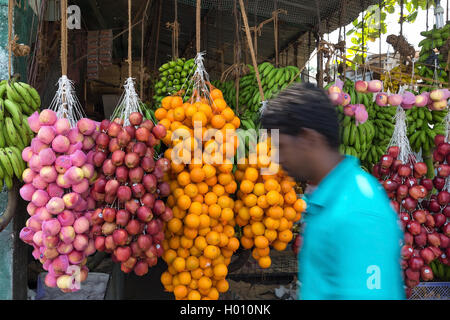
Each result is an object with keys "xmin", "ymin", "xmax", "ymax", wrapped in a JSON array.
[
  {"xmin": 238, "ymin": 0, "xmax": 265, "ymax": 101},
  {"xmin": 196, "ymin": 0, "xmax": 201, "ymax": 53}
]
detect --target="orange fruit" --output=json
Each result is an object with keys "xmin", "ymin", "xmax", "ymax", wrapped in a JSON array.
[
  {"xmin": 221, "ymin": 107, "xmax": 235, "ymax": 122},
  {"xmin": 204, "ymin": 245, "xmax": 220, "ymax": 259},
  {"xmin": 211, "ymin": 115, "xmax": 226, "ymax": 129},
  {"xmin": 164, "ymin": 249, "xmax": 177, "ymax": 264},
  {"xmin": 294, "ymin": 198, "xmax": 307, "ymax": 212},
  {"xmin": 155, "ymin": 108, "xmax": 168, "ymax": 120},
  {"xmin": 284, "ymin": 207, "xmax": 297, "ymax": 221},
  {"xmin": 177, "ymin": 171, "xmax": 191, "ymax": 186},
  {"xmin": 211, "ymin": 223, "xmax": 223, "ymax": 233},
  {"xmin": 208, "ymin": 287, "xmax": 219, "ymax": 300},
  {"xmin": 264, "ymin": 179, "xmax": 279, "ymax": 192},
  {"xmin": 212, "ymin": 184, "xmax": 225, "ymax": 197},
  {"xmin": 173, "ymin": 257, "xmax": 186, "ymax": 272},
  {"xmin": 208, "ymin": 204, "xmax": 222, "ymax": 219},
  {"xmin": 183, "ymin": 227, "xmax": 198, "ymax": 240},
  {"xmin": 186, "ymin": 256, "xmax": 200, "ymax": 271},
  {"xmin": 204, "ymin": 192, "xmax": 218, "ymax": 205},
  {"xmin": 196, "ymin": 182, "xmax": 209, "ymax": 195},
  {"xmin": 190, "ymin": 246, "xmax": 202, "ymax": 257},
  {"xmin": 184, "ymin": 183, "xmax": 199, "ymax": 198},
  {"xmin": 227, "ymin": 237, "xmax": 240, "ymax": 251},
  {"xmin": 240, "ymin": 179, "xmax": 254, "ymax": 194},
  {"xmin": 189, "ymin": 201, "xmax": 203, "ymax": 215},
  {"xmin": 199, "ymin": 214, "xmax": 211, "ymax": 228},
  {"xmin": 220, "ymin": 208, "xmax": 234, "ymax": 221},
  {"xmin": 266, "ymin": 190, "xmax": 280, "ymax": 206},
  {"xmin": 253, "ymin": 183, "xmax": 265, "ymax": 196},
  {"xmin": 202, "ymin": 164, "xmax": 216, "ymax": 179},
  {"xmin": 258, "ymin": 256, "xmax": 271, "ymax": 269},
  {"xmin": 243, "ymin": 194, "xmax": 257, "ymax": 207},
  {"xmin": 257, "ymin": 195, "xmax": 269, "ymax": 209},
  {"xmin": 160, "ymin": 271, "xmax": 172, "ymax": 285},
  {"xmin": 177, "ymin": 247, "xmax": 190, "ymax": 259},
  {"xmin": 257, "ymin": 247, "xmax": 270, "ymax": 257},
  {"xmin": 171, "ymin": 96, "xmax": 183, "ymax": 109},
  {"xmin": 205, "ymin": 175, "xmax": 218, "ymax": 186},
  {"xmin": 238, "ymin": 207, "xmax": 250, "ymax": 220},
  {"xmin": 272, "ymin": 240, "xmax": 287, "ymax": 251},
  {"xmin": 194, "ymin": 236, "xmax": 207, "ymax": 251},
  {"xmin": 264, "ymin": 216, "xmax": 280, "ymax": 230},
  {"xmin": 218, "ymin": 195, "xmax": 232, "ymax": 209},
  {"xmin": 192, "ymin": 112, "xmax": 207, "ymax": 127},
  {"xmin": 265, "ymin": 229, "xmax": 278, "ymax": 242},
  {"xmin": 166, "ymin": 109, "xmax": 175, "ymax": 122},
  {"xmin": 218, "ymin": 159, "xmax": 233, "ymax": 173},
  {"xmin": 188, "ymin": 290, "xmax": 201, "ymax": 300},
  {"xmin": 278, "ymin": 229, "xmax": 293, "ymax": 243},
  {"xmin": 212, "ymin": 98, "xmax": 227, "ymax": 112},
  {"xmin": 198, "ymin": 276, "xmax": 212, "ymax": 290},
  {"xmin": 177, "ymin": 195, "xmax": 192, "ymax": 210},
  {"xmin": 211, "ymin": 89, "xmax": 223, "ymax": 100},
  {"xmin": 199, "ymin": 256, "xmax": 212, "ymax": 269},
  {"xmin": 244, "ymin": 167, "xmax": 259, "ymax": 182},
  {"xmin": 249, "ymin": 206, "xmax": 264, "ymax": 219},
  {"xmin": 254, "ymin": 235, "xmax": 269, "ymax": 248},
  {"xmin": 278, "ymin": 217, "xmax": 290, "ymax": 231},
  {"xmin": 173, "ymin": 285, "xmax": 188, "ymax": 299},
  {"xmin": 169, "ymin": 236, "xmax": 180, "ymax": 249},
  {"xmin": 268, "ymin": 206, "xmax": 283, "ymax": 219},
  {"xmin": 223, "ymin": 225, "xmax": 235, "ymax": 238},
  {"xmin": 216, "ymin": 279, "xmax": 229, "ymax": 293},
  {"xmin": 240, "ymin": 236, "xmax": 254, "ymax": 249},
  {"xmin": 231, "ymin": 116, "xmax": 241, "ymax": 129},
  {"xmin": 168, "ymin": 218, "xmax": 183, "ymax": 233},
  {"xmin": 190, "ymin": 167, "xmax": 205, "ymax": 183},
  {"xmin": 161, "ymin": 96, "xmax": 173, "ymax": 109},
  {"xmin": 234, "ymin": 169, "xmax": 244, "ymax": 181},
  {"xmin": 173, "ymin": 107, "xmax": 185, "ymax": 122},
  {"xmin": 178, "ymin": 271, "xmax": 192, "ymax": 285},
  {"xmin": 173, "ymin": 187, "xmax": 184, "ymax": 199},
  {"xmin": 185, "ymin": 104, "xmax": 197, "ymax": 119},
  {"xmin": 213, "ymin": 263, "xmax": 228, "ymax": 278},
  {"xmin": 172, "ymin": 207, "xmax": 186, "ymax": 220},
  {"xmin": 224, "ymin": 181, "xmax": 237, "ymax": 194},
  {"xmin": 205, "ymin": 231, "xmax": 220, "ymax": 245},
  {"xmin": 218, "ymin": 173, "xmax": 232, "ymax": 186},
  {"xmin": 218, "ymin": 233, "xmax": 229, "ymax": 247},
  {"xmin": 251, "ymin": 222, "xmax": 265, "ymax": 236},
  {"xmin": 198, "ymin": 103, "xmax": 212, "ymax": 120},
  {"xmin": 191, "ymin": 268, "xmax": 204, "ymax": 279},
  {"xmin": 284, "ymin": 191, "xmax": 297, "ymax": 205},
  {"xmin": 184, "ymin": 213, "xmax": 200, "ymax": 228}
]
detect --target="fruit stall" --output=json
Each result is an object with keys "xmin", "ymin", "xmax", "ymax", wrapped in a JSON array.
[{"xmin": 0, "ymin": 0, "xmax": 449, "ymax": 301}]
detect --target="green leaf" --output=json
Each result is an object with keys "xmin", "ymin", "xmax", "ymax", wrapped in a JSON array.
[
  {"xmin": 351, "ymin": 37, "xmax": 360, "ymax": 45},
  {"xmin": 407, "ymin": 11, "xmax": 418, "ymax": 22},
  {"xmin": 346, "ymin": 29, "xmax": 355, "ymax": 36},
  {"xmin": 352, "ymin": 19, "xmax": 359, "ymax": 27},
  {"xmin": 386, "ymin": 5, "xmax": 395, "ymax": 13}
]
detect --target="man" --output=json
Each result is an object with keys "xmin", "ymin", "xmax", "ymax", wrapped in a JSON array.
[{"xmin": 261, "ymin": 82, "xmax": 405, "ymax": 300}]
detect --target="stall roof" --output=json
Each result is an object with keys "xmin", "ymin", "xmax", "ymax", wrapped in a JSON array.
[{"xmin": 76, "ymin": 0, "xmax": 378, "ymax": 78}]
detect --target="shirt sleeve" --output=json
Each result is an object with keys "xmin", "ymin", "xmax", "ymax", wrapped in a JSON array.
[{"xmin": 328, "ymin": 209, "xmax": 405, "ymax": 300}]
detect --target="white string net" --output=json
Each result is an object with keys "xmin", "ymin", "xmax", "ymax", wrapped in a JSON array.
[
  {"xmin": 191, "ymin": 52, "xmax": 212, "ymax": 103},
  {"xmin": 49, "ymin": 75, "xmax": 85, "ymax": 127},
  {"xmin": 111, "ymin": 77, "xmax": 144, "ymax": 127},
  {"xmin": 388, "ymin": 106, "xmax": 415, "ymax": 165}
]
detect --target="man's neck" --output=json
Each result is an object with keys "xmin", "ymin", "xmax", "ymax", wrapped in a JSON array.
[{"xmin": 310, "ymin": 152, "xmax": 344, "ymax": 186}]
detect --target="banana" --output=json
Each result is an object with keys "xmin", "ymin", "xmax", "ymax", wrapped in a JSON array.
[
  {"xmin": 13, "ymin": 82, "xmax": 33, "ymax": 107},
  {"xmin": 8, "ymin": 146, "xmax": 24, "ymax": 174},
  {"xmin": 6, "ymin": 81, "xmax": 23, "ymax": 103},
  {"xmin": 4, "ymin": 147, "xmax": 22, "ymax": 180},
  {"xmin": 4, "ymin": 175, "xmax": 12, "ymax": 190},
  {"xmin": 4, "ymin": 117, "xmax": 19, "ymax": 145},
  {"xmin": 0, "ymin": 148, "xmax": 13, "ymax": 178},
  {"xmin": 4, "ymin": 99, "xmax": 23, "ymax": 127},
  {"xmin": 0, "ymin": 99, "xmax": 4, "ymax": 121}
]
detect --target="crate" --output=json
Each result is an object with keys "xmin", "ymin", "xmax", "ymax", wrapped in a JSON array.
[{"xmin": 409, "ymin": 282, "xmax": 450, "ymax": 300}]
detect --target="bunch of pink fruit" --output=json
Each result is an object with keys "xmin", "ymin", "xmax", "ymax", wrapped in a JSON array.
[
  {"xmin": 375, "ymin": 88, "xmax": 450, "ymax": 110},
  {"xmin": 372, "ymin": 141, "xmax": 450, "ymax": 297},
  {"xmin": 19, "ymin": 109, "xmax": 100, "ymax": 292},
  {"xmin": 90, "ymin": 112, "xmax": 171, "ymax": 276}
]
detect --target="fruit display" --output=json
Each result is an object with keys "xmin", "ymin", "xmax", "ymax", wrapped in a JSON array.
[
  {"xmin": 90, "ymin": 113, "xmax": 171, "ymax": 276},
  {"xmin": 153, "ymin": 58, "xmax": 196, "ymax": 108},
  {"xmin": 417, "ymin": 22, "xmax": 450, "ymax": 89},
  {"xmin": 0, "ymin": 79, "xmax": 41, "ymax": 189},
  {"xmin": 154, "ymin": 82, "xmax": 242, "ymax": 299},
  {"xmin": 18, "ymin": 110, "xmax": 99, "ymax": 292},
  {"xmin": 239, "ymin": 62, "xmax": 301, "ymax": 127},
  {"xmin": 373, "ymin": 140, "xmax": 450, "ymax": 297},
  {"xmin": 234, "ymin": 138, "xmax": 305, "ymax": 269},
  {"xmin": 380, "ymin": 64, "xmax": 421, "ymax": 93}
]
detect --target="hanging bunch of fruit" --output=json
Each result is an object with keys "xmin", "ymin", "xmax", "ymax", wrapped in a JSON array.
[
  {"xmin": 154, "ymin": 54, "xmax": 241, "ymax": 300},
  {"xmin": 89, "ymin": 112, "xmax": 171, "ymax": 276},
  {"xmin": 19, "ymin": 110, "xmax": 100, "ymax": 292},
  {"xmin": 234, "ymin": 138, "xmax": 305, "ymax": 269},
  {"xmin": 380, "ymin": 64, "xmax": 421, "ymax": 94},
  {"xmin": 239, "ymin": 62, "xmax": 301, "ymax": 127},
  {"xmin": 417, "ymin": 22, "xmax": 450, "ymax": 89},
  {"xmin": 0, "ymin": 79, "xmax": 41, "ymax": 189},
  {"xmin": 153, "ymin": 58, "xmax": 196, "ymax": 108}
]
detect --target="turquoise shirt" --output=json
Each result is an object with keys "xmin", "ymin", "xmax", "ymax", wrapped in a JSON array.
[{"xmin": 298, "ymin": 156, "xmax": 405, "ymax": 300}]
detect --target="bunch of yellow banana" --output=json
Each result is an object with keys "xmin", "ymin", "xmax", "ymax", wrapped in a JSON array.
[
  {"xmin": 380, "ymin": 65, "xmax": 421, "ymax": 93},
  {"xmin": 0, "ymin": 79, "xmax": 40, "ymax": 190}
]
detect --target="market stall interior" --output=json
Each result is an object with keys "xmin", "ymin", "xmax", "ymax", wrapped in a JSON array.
[{"xmin": 0, "ymin": 0, "xmax": 449, "ymax": 300}]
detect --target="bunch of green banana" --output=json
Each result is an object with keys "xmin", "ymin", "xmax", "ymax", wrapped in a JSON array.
[
  {"xmin": 153, "ymin": 58, "xmax": 196, "ymax": 107},
  {"xmin": 406, "ymin": 107, "xmax": 447, "ymax": 155},
  {"xmin": 210, "ymin": 80, "xmax": 237, "ymax": 111},
  {"xmin": 239, "ymin": 62, "xmax": 301, "ymax": 114},
  {"xmin": 0, "ymin": 79, "xmax": 40, "ymax": 190},
  {"xmin": 369, "ymin": 104, "xmax": 397, "ymax": 163},
  {"xmin": 430, "ymin": 259, "xmax": 450, "ymax": 281},
  {"xmin": 417, "ymin": 22, "xmax": 450, "ymax": 91},
  {"xmin": 236, "ymin": 118, "xmax": 259, "ymax": 158}
]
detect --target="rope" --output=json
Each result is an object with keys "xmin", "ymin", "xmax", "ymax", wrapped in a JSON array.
[
  {"xmin": 426, "ymin": 0, "xmax": 429, "ymax": 31},
  {"xmin": 399, "ymin": 0, "xmax": 404, "ymax": 37},
  {"xmin": 8, "ymin": 0, "xmax": 13, "ymax": 79},
  {"xmin": 274, "ymin": 9, "xmax": 279, "ymax": 67},
  {"xmin": 238, "ymin": 0, "xmax": 265, "ymax": 101},
  {"xmin": 128, "ymin": 0, "xmax": 132, "ymax": 78},
  {"xmin": 153, "ymin": 0, "xmax": 162, "ymax": 71},
  {"xmin": 60, "ymin": 0, "xmax": 67, "ymax": 76},
  {"xmin": 196, "ymin": 0, "xmax": 201, "ymax": 53}
]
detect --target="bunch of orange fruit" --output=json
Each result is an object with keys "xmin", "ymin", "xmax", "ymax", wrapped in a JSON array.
[
  {"xmin": 234, "ymin": 138, "xmax": 306, "ymax": 269},
  {"xmin": 155, "ymin": 87, "xmax": 241, "ymax": 300}
]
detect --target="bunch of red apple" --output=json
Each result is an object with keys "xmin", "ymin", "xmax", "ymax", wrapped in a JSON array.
[
  {"xmin": 90, "ymin": 112, "xmax": 172, "ymax": 276},
  {"xmin": 372, "ymin": 142, "xmax": 450, "ymax": 297}
]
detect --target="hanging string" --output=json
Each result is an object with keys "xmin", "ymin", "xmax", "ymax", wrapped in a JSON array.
[
  {"xmin": 361, "ymin": 1, "xmax": 365, "ymax": 79},
  {"xmin": 196, "ymin": 0, "xmax": 201, "ymax": 53},
  {"xmin": 378, "ymin": 0, "xmax": 382, "ymax": 71},
  {"xmin": 128, "ymin": 0, "xmax": 132, "ymax": 78},
  {"xmin": 399, "ymin": 0, "xmax": 404, "ymax": 37},
  {"xmin": 8, "ymin": 0, "xmax": 13, "ymax": 79},
  {"xmin": 426, "ymin": 0, "xmax": 429, "ymax": 31},
  {"xmin": 60, "ymin": 0, "xmax": 68, "ymax": 76},
  {"xmin": 274, "ymin": 0, "xmax": 279, "ymax": 67}
]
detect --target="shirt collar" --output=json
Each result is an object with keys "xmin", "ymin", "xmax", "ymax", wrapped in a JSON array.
[{"xmin": 307, "ymin": 155, "xmax": 359, "ymax": 210}]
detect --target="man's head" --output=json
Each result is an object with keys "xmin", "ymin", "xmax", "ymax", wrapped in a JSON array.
[{"xmin": 261, "ymin": 82, "xmax": 340, "ymax": 183}]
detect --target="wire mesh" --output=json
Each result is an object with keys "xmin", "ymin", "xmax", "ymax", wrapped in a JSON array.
[{"xmin": 409, "ymin": 282, "xmax": 450, "ymax": 300}]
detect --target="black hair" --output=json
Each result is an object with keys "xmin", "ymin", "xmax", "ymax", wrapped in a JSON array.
[{"xmin": 260, "ymin": 82, "xmax": 340, "ymax": 149}]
